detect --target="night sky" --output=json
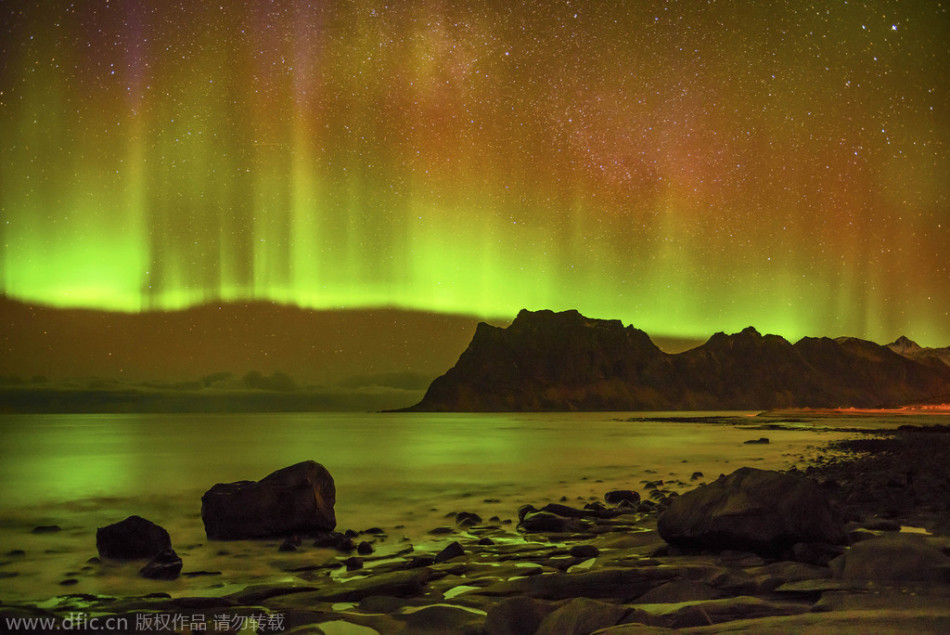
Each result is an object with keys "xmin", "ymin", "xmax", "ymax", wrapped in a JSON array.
[{"xmin": 2, "ymin": 1, "xmax": 948, "ymax": 346}]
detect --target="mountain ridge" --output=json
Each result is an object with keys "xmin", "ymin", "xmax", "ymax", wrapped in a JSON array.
[{"xmin": 403, "ymin": 309, "xmax": 950, "ymax": 412}]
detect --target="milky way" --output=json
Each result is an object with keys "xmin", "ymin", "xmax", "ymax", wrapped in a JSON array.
[{"xmin": 1, "ymin": 1, "xmax": 947, "ymax": 344}]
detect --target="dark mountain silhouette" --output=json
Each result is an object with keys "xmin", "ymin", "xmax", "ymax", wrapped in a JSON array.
[{"xmin": 403, "ymin": 309, "xmax": 950, "ymax": 411}]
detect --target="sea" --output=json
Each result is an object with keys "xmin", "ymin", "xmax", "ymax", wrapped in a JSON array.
[{"xmin": 0, "ymin": 411, "xmax": 939, "ymax": 604}]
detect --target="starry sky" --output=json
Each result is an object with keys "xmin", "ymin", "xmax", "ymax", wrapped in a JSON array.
[{"xmin": 1, "ymin": 0, "xmax": 948, "ymax": 346}]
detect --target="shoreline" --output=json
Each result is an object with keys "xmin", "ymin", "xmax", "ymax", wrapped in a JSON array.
[{"xmin": 2, "ymin": 420, "xmax": 949, "ymax": 633}]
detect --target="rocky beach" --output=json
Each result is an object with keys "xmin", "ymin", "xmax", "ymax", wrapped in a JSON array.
[{"xmin": 2, "ymin": 416, "xmax": 948, "ymax": 634}]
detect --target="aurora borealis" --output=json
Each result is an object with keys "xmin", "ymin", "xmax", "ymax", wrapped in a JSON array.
[{"xmin": 1, "ymin": 1, "xmax": 948, "ymax": 345}]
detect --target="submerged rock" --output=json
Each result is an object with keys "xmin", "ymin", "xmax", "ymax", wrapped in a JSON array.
[
  {"xmin": 96, "ymin": 516, "xmax": 172, "ymax": 560},
  {"xmin": 140, "ymin": 549, "xmax": 183, "ymax": 580},
  {"xmin": 201, "ymin": 461, "xmax": 336, "ymax": 540},
  {"xmin": 657, "ymin": 467, "xmax": 846, "ymax": 555}
]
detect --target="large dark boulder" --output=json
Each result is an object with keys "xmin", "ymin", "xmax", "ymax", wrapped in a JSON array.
[
  {"xmin": 96, "ymin": 515, "xmax": 172, "ymax": 559},
  {"xmin": 201, "ymin": 461, "xmax": 336, "ymax": 540},
  {"xmin": 657, "ymin": 467, "xmax": 846, "ymax": 555}
]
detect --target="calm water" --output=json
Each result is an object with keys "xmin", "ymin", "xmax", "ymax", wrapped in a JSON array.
[{"xmin": 0, "ymin": 411, "xmax": 908, "ymax": 603}]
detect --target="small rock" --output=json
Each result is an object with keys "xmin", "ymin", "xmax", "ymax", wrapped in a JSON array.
[
  {"xmin": 344, "ymin": 557, "xmax": 363, "ymax": 571},
  {"xmin": 792, "ymin": 542, "xmax": 846, "ymax": 566},
  {"xmin": 861, "ymin": 518, "xmax": 901, "ymax": 532},
  {"xmin": 456, "ymin": 511, "xmax": 482, "ymax": 527},
  {"xmin": 435, "ymin": 541, "xmax": 465, "ymax": 563},
  {"xmin": 690, "ymin": 472, "xmax": 704, "ymax": 480},
  {"xmin": 604, "ymin": 490, "xmax": 640, "ymax": 506},
  {"xmin": 140, "ymin": 549, "xmax": 183, "ymax": 580},
  {"xmin": 59, "ymin": 578, "xmax": 78, "ymax": 586},
  {"xmin": 569, "ymin": 545, "xmax": 600, "ymax": 559},
  {"xmin": 744, "ymin": 437, "xmax": 770, "ymax": 444},
  {"xmin": 520, "ymin": 512, "xmax": 587, "ymax": 533},
  {"xmin": 357, "ymin": 541, "xmax": 374, "ymax": 555}
]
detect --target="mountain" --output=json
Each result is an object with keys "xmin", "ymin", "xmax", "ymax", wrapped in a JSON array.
[
  {"xmin": 886, "ymin": 335, "xmax": 950, "ymax": 369},
  {"xmin": 403, "ymin": 309, "xmax": 950, "ymax": 411}
]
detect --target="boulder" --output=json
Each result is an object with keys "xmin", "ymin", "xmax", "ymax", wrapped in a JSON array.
[
  {"xmin": 830, "ymin": 533, "xmax": 950, "ymax": 583},
  {"xmin": 96, "ymin": 516, "xmax": 172, "ymax": 560},
  {"xmin": 484, "ymin": 596, "xmax": 561, "ymax": 635},
  {"xmin": 535, "ymin": 597, "xmax": 629, "ymax": 635},
  {"xmin": 657, "ymin": 467, "xmax": 846, "ymax": 555},
  {"xmin": 201, "ymin": 461, "xmax": 336, "ymax": 540}
]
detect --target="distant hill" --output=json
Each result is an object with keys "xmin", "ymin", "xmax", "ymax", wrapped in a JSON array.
[
  {"xmin": 403, "ymin": 309, "xmax": 950, "ymax": 411},
  {"xmin": 0, "ymin": 296, "xmax": 503, "ymax": 412},
  {"xmin": 0, "ymin": 296, "xmax": 496, "ymax": 386}
]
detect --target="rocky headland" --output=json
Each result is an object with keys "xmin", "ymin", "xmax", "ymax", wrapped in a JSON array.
[
  {"xmin": 402, "ymin": 309, "xmax": 950, "ymax": 412},
  {"xmin": 2, "ymin": 424, "xmax": 949, "ymax": 633}
]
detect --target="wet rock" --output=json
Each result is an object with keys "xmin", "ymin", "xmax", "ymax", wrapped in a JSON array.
[
  {"xmin": 97, "ymin": 515, "xmax": 172, "ymax": 560},
  {"xmin": 635, "ymin": 596, "xmax": 810, "ymax": 629},
  {"xmin": 520, "ymin": 512, "xmax": 590, "ymax": 534},
  {"xmin": 470, "ymin": 566, "xmax": 679, "ymax": 600},
  {"xmin": 657, "ymin": 467, "xmax": 846, "ymax": 556},
  {"xmin": 429, "ymin": 526, "xmax": 456, "ymax": 535},
  {"xmin": 456, "ymin": 511, "xmax": 483, "ymax": 526},
  {"xmin": 861, "ymin": 518, "xmax": 901, "ymax": 532},
  {"xmin": 435, "ymin": 541, "xmax": 465, "ymax": 563},
  {"xmin": 226, "ymin": 583, "xmax": 318, "ymax": 604},
  {"xmin": 690, "ymin": 472, "xmax": 704, "ymax": 480},
  {"xmin": 59, "ymin": 578, "xmax": 78, "ymax": 586},
  {"xmin": 484, "ymin": 596, "xmax": 562, "ymax": 635},
  {"xmin": 357, "ymin": 541, "xmax": 374, "ymax": 555},
  {"xmin": 535, "ymin": 597, "xmax": 629, "ymax": 635},
  {"xmin": 139, "ymin": 549, "xmax": 183, "ymax": 580},
  {"xmin": 399, "ymin": 604, "xmax": 485, "ymax": 633},
  {"xmin": 312, "ymin": 568, "xmax": 436, "ymax": 602},
  {"xmin": 744, "ymin": 437, "xmax": 770, "ymax": 444},
  {"xmin": 792, "ymin": 541, "xmax": 846, "ymax": 565},
  {"xmin": 635, "ymin": 580, "xmax": 721, "ymax": 604},
  {"xmin": 344, "ymin": 556, "xmax": 363, "ymax": 571},
  {"xmin": 830, "ymin": 533, "xmax": 950, "ymax": 582},
  {"xmin": 518, "ymin": 504, "xmax": 537, "ymax": 521},
  {"xmin": 312, "ymin": 531, "xmax": 354, "ymax": 552},
  {"xmin": 569, "ymin": 545, "xmax": 600, "ymax": 559},
  {"xmin": 278, "ymin": 536, "xmax": 300, "ymax": 552},
  {"xmin": 604, "ymin": 490, "xmax": 640, "ymax": 506},
  {"xmin": 201, "ymin": 460, "xmax": 336, "ymax": 540}
]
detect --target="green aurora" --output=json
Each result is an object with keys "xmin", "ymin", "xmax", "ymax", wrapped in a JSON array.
[{"xmin": 1, "ymin": 1, "xmax": 948, "ymax": 345}]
